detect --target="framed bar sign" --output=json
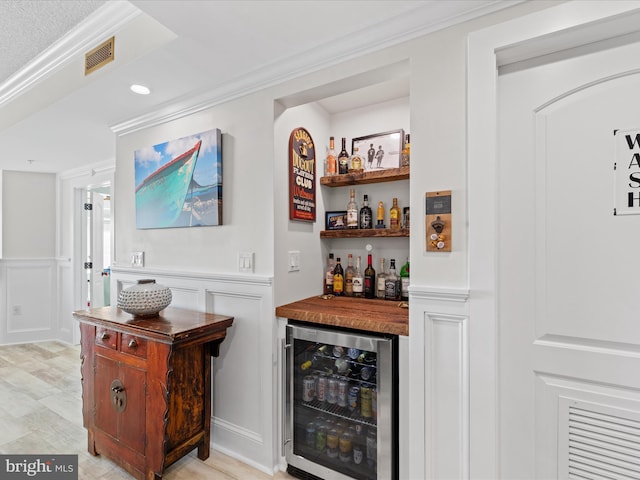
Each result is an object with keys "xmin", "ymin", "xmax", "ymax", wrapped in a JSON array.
[{"xmin": 289, "ymin": 127, "xmax": 316, "ymax": 222}]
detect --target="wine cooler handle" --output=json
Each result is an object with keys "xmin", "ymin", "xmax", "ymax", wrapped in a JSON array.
[{"xmin": 282, "ymin": 338, "xmax": 292, "ymax": 456}]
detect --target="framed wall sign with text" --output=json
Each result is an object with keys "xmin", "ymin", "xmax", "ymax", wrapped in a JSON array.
[{"xmin": 289, "ymin": 127, "xmax": 316, "ymax": 222}]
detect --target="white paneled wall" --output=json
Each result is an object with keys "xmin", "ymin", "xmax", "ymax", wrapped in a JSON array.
[
  {"xmin": 1, "ymin": 259, "xmax": 57, "ymax": 345},
  {"xmin": 408, "ymin": 287, "xmax": 469, "ymax": 480},
  {"xmin": 110, "ymin": 266, "xmax": 277, "ymax": 475}
]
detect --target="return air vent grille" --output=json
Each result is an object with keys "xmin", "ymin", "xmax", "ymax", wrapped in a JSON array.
[
  {"xmin": 85, "ymin": 37, "xmax": 115, "ymax": 76},
  {"xmin": 568, "ymin": 405, "xmax": 640, "ymax": 479}
]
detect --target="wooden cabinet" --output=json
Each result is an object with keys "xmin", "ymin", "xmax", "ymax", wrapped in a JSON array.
[{"xmin": 74, "ymin": 306, "xmax": 234, "ymax": 480}]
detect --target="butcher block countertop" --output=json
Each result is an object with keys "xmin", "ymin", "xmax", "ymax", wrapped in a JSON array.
[{"xmin": 275, "ymin": 295, "xmax": 409, "ymax": 336}]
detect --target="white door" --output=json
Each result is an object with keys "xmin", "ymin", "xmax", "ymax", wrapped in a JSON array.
[
  {"xmin": 497, "ymin": 38, "xmax": 640, "ymax": 477},
  {"xmin": 90, "ymin": 192, "xmax": 105, "ymax": 308}
]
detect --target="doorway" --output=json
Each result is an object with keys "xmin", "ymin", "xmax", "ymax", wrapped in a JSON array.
[{"xmin": 82, "ymin": 184, "xmax": 112, "ymax": 309}]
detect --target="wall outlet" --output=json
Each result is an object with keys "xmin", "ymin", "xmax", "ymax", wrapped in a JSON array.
[
  {"xmin": 238, "ymin": 252, "xmax": 254, "ymax": 273},
  {"xmin": 131, "ymin": 251, "xmax": 144, "ymax": 267}
]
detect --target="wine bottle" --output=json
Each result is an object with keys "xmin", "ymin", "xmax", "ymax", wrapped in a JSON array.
[
  {"xmin": 353, "ymin": 255, "xmax": 363, "ymax": 297},
  {"xmin": 400, "ymin": 257, "xmax": 410, "ymax": 301},
  {"xmin": 345, "ymin": 253, "xmax": 355, "ymax": 296},
  {"xmin": 385, "ymin": 258, "xmax": 399, "ymax": 300},
  {"xmin": 338, "ymin": 137, "xmax": 349, "ymax": 174},
  {"xmin": 364, "ymin": 254, "xmax": 376, "ymax": 299},
  {"xmin": 389, "ymin": 197, "xmax": 401, "ymax": 231},
  {"xmin": 333, "ymin": 257, "xmax": 344, "ymax": 296},
  {"xmin": 326, "ymin": 136, "xmax": 337, "ymax": 176},
  {"xmin": 359, "ymin": 194, "xmax": 372, "ymax": 229},
  {"xmin": 346, "ymin": 189, "xmax": 358, "ymax": 229},
  {"xmin": 324, "ymin": 253, "xmax": 335, "ymax": 295},
  {"xmin": 376, "ymin": 258, "xmax": 386, "ymax": 299}
]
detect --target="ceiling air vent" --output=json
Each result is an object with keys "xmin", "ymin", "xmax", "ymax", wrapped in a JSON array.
[{"xmin": 85, "ymin": 36, "xmax": 115, "ymax": 76}]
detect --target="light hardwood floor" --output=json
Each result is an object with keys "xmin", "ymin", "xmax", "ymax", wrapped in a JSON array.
[{"xmin": 0, "ymin": 341, "xmax": 294, "ymax": 480}]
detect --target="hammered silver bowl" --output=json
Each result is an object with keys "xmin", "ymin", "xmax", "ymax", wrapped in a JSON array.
[{"xmin": 117, "ymin": 279, "xmax": 172, "ymax": 317}]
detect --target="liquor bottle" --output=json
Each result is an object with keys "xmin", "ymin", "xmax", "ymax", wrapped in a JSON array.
[
  {"xmin": 376, "ymin": 201, "xmax": 385, "ymax": 228},
  {"xmin": 346, "ymin": 189, "xmax": 358, "ymax": 229},
  {"xmin": 364, "ymin": 254, "xmax": 376, "ymax": 299},
  {"xmin": 333, "ymin": 257, "xmax": 344, "ymax": 296},
  {"xmin": 400, "ymin": 257, "xmax": 410, "ymax": 301},
  {"xmin": 324, "ymin": 253, "xmax": 335, "ymax": 295},
  {"xmin": 401, "ymin": 133, "xmax": 410, "ymax": 167},
  {"xmin": 359, "ymin": 194, "xmax": 372, "ymax": 229},
  {"xmin": 349, "ymin": 146, "xmax": 363, "ymax": 172},
  {"xmin": 385, "ymin": 258, "xmax": 399, "ymax": 300},
  {"xmin": 338, "ymin": 137, "xmax": 349, "ymax": 174},
  {"xmin": 352, "ymin": 256, "xmax": 363, "ymax": 297},
  {"xmin": 376, "ymin": 258, "xmax": 386, "ymax": 299},
  {"xmin": 326, "ymin": 136, "xmax": 337, "ymax": 176},
  {"xmin": 389, "ymin": 197, "xmax": 401, "ymax": 231},
  {"xmin": 345, "ymin": 254, "xmax": 355, "ymax": 297}
]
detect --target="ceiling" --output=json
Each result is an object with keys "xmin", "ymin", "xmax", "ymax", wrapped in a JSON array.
[{"xmin": 0, "ymin": 0, "xmax": 521, "ymax": 174}]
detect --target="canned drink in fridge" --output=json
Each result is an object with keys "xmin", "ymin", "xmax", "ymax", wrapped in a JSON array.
[
  {"xmin": 337, "ymin": 379, "xmax": 348, "ymax": 407},
  {"xmin": 315, "ymin": 425, "xmax": 327, "ymax": 451},
  {"xmin": 348, "ymin": 386, "xmax": 360, "ymax": 412},
  {"xmin": 339, "ymin": 432, "xmax": 353, "ymax": 463},
  {"xmin": 305, "ymin": 422, "xmax": 316, "ymax": 447},
  {"xmin": 372, "ymin": 387, "xmax": 377, "ymax": 419},
  {"xmin": 360, "ymin": 385, "xmax": 372, "ymax": 418},
  {"xmin": 353, "ymin": 443, "xmax": 364, "ymax": 465},
  {"xmin": 303, "ymin": 375, "xmax": 315, "ymax": 402},
  {"xmin": 316, "ymin": 374, "xmax": 327, "ymax": 402},
  {"xmin": 326, "ymin": 429, "xmax": 339, "ymax": 458},
  {"xmin": 366, "ymin": 429, "xmax": 377, "ymax": 468},
  {"xmin": 327, "ymin": 376, "xmax": 338, "ymax": 404}
]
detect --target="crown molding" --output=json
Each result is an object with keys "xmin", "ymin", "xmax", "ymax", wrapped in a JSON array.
[
  {"xmin": 0, "ymin": 1, "xmax": 140, "ymax": 107},
  {"xmin": 111, "ymin": 1, "xmax": 524, "ymax": 135}
]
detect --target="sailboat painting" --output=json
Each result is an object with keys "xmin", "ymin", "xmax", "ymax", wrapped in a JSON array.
[{"xmin": 134, "ymin": 128, "xmax": 222, "ymax": 229}]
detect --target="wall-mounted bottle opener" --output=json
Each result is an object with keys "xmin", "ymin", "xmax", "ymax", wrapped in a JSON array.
[{"xmin": 425, "ymin": 190, "xmax": 452, "ymax": 252}]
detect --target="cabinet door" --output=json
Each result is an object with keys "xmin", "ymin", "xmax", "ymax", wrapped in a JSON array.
[{"xmin": 94, "ymin": 354, "xmax": 147, "ymax": 454}]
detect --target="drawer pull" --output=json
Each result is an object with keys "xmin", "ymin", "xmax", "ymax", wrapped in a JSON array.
[
  {"xmin": 128, "ymin": 338, "xmax": 138, "ymax": 349},
  {"xmin": 100, "ymin": 332, "xmax": 110, "ymax": 341}
]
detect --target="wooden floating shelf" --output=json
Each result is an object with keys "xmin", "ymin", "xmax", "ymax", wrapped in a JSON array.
[
  {"xmin": 320, "ymin": 228, "xmax": 409, "ymax": 239},
  {"xmin": 320, "ymin": 166, "xmax": 409, "ymax": 187}
]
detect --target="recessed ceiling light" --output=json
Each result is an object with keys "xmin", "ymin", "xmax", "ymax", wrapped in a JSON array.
[{"xmin": 130, "ymin": 84, "xmax": 151, "ymax": 95}]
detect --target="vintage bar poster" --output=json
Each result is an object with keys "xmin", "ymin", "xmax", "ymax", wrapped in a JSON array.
[{"xmin": 289, "ymin": 127, "xmax": 316, "ymax": 222}]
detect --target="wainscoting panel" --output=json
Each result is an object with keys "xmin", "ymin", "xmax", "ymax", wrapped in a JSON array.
[
  {"xmin": 110, "ymin": 266, "xmax": 276, "ymax": 474},
  {"xmin": 2, "ymin": 259, "xmax": 56, "ymax": 345},
  {"xmin": 408, "ymin": 287, "xmax": 469, "ymax": 480}
]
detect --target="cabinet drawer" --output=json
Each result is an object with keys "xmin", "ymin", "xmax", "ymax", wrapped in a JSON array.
[
  {"xmin": 120, "ymin": 333, "xmax": 147, "ymax": 359},
  {"xmin": 95, "ymin": 327, "xmax": 118, "ymax": 350}
]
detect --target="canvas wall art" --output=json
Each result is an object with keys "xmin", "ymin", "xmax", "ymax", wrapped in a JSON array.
[{"xmin": 134, "ymin": 128, "xmax": 222, "ymax": 229}]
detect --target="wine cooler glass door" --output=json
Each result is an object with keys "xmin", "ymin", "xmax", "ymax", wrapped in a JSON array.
[{"xmin": 285, "ymin": 323, "xmax": 395, "ymax": 480}]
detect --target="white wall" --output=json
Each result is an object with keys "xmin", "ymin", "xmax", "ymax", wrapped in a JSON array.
[
  {"xmin": 114, "ymin": 92, "xmax": 275, "ymax": 275},
  {"xmin": 2, "ymin": 171, "xmax": 55, "ymax": 258},
  {"xmin": 0, "ymin": 171, "xmax": 57, "ymax": 344}
]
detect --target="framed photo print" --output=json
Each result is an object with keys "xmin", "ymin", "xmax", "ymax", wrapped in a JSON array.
[
  {"xmin": 325, "ymin": 210, "xmax": 347, "ymax": 230},
  {"xmin": 352, "ymin": 129, "xmax": 405, "ymax": 171}
]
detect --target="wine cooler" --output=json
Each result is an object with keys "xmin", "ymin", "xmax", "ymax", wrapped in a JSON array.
[{"xmin": 284, "ymin": 322, "xmax": 398, "ymax": 480}]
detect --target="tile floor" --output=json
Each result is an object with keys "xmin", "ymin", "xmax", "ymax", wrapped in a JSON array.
[{"xmin": 0, "ymin": 341, "xmax": 294, "ymax": 479}]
